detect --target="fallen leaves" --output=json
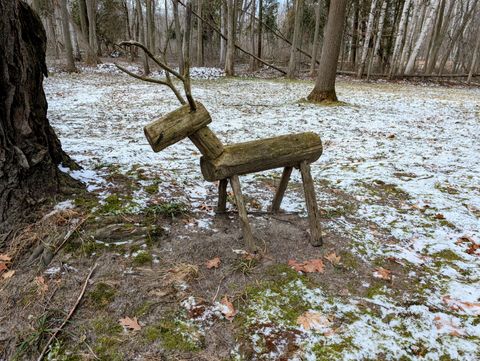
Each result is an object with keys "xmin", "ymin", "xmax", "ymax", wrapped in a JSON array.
[
  {"xmin": 119, "ymin": 316, "xmax": 142, "ymax": 331},
  {"xmin": 373, "ymin": 267, "xmax": 392, "ymax": 281},
  {"xmin": 324, "ymin": 252, "xmax": 341, "ymax": 265},
  {"xmin": 35, "ymin": 276, "xmax": 49, "ymax": 294},
  {"xmin": 2, "ymin": 270, "xmax": 15, "ymax": 280},
  {"xmin": 434, "ymin": 315, "xmax": 465, "ymax": 336},
  {"xmin": 0, "ymin": 254, "xmax": 14, "ymax": 280},
  {"xmin": 297, "ymin": 311, "xmax": 332, "ymax": 331},
  {"xmin": 442, "ymin": 295, "xmax": 480, "ymax": 315},
  {"xmin": 206, "ymin": 257, "xmax": 221, "ymax": 269},
  {"xmin": 288, "ymin": 259, "xmax": 324, "ymax": 273},
  {"xmin": 220, "ymin": 296, "xmax": 237, "ymax": 321}
]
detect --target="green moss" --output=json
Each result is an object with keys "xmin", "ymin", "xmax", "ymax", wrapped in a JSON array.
[
  {"xmin": 92, "ymin": 317, "xmax": 123, "ymax": 336},
  {"xmin": 144, "ymin": 183, "xmax": 159, "ymax": 194},
  {"xmin": 94, "ymin": 336, "xmax": 123, "ymax": 361},
  {"xmin": 431, "ymin": 249, "xmax": 462, "ymax": 262},
  {"xmin": 98, "ymin": 194, "xmax": 129, "ymax": 215},
  {"xmin": 143, "ymin": 318, "xmax": 203, "ymax": 351},
  {"xmin": 312, "ymin": 337, "xmax": 355, "ymax": 360},
  {"xmin": 132, "ymin": 250, "xmax": 153, "ymax": 266},
  {"xmin": 144, "ymin": 201, "xmax": 188, "ymax": 219},
  {"xmin": 365, "ymin": 281, "xmax": 389, "ymax": 298},
  {"xmin": 89, "ymin": 283, "xmax": 116, "ymax": 308},
  {"xmin": 322, "ymin": 202, "xmax": 358, "ymax": 219},
  {"xmin": 338, "ymin": 251, "xmax": 360, "ymax": 270},
  {"xmin": 434, "ymin": 182, "xmax": 460, "ymax": 195}
]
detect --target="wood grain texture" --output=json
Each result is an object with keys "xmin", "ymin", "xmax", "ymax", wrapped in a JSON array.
[
  {"xmin": 200, "ymin": 132, "xmax": 322, "ymax": 181},
  {"xmin": 217, "ymin": 179, "xmax": 228, "ymax": 213},
  {"xmin": 229, "ymin": 175, "xmax": 256, "ymax": 251},
  {"xmin": 299, "ymin": 161, "xmax": 323, "ymax": 246},
  {"xmin": 189, "ymin": 126, "xmax": 224, "ymax": 159}
]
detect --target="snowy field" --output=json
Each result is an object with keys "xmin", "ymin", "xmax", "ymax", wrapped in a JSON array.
[{"xmin": 45, "ymin": 65, "xmax": 480, "ymax": 360}]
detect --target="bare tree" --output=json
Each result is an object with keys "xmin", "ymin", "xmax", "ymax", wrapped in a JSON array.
[
  {"xmin": 357, "ymin": 0, "xmax": 377, "ymax": 78},
  {"xmin": 197, "ymin": 0, "xmax": 204, "ymax": 65},
  {"xmin": 307, "ymin": 0, "xmax": 348, "ymax": 103},
  {"xmin": 85, "ymin": 0, "xmax": 98, "ymax": 64},
  {"xmin": 310, "ymin": 1, "xmax": 322, "ymax": 76}
]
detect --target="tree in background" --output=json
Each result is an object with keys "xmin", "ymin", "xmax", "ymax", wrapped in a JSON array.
[
  {"xmin": 307, "ymin": 0, "xmax": 347, "ymax": 103},
  {"xmin": 0, "ymin": 0, "xmax": 79, "ymax": 234}
]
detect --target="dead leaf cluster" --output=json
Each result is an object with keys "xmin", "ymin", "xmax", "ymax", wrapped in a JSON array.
[
  {"xmin": 288, "ymin": 259, "xmax": 324, "ymax": 273},
  {"xmin": 119, "ymin": 316, "xmax": 142, "ymax": 331},
  {"xmin": 373, "ymin": 267, "xmax": 393, "ymax": 281},
  {"xmin": 0, "ymin": 254, "xmax": 14, "ymax": 280},
  {"xmin": 297, "ymin": 311, "xmax": 332, "ymax": 332},
  {"xmin": 220, "ymin": 296, "xmax": 237, "ymax": 321}
]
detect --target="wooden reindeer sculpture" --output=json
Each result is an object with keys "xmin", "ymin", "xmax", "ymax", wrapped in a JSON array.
[{"xmin": 116, "ymin": 4, "xmax": 323, "ymax": 251}]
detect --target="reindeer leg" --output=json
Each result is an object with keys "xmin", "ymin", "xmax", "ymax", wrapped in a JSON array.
[
  {"xmin": 299, "ymin": 161, "xmax": 323, "ymax": 246},
  {"xmin": 229, "ymin": 175, "xmax": 256, "ymax": 252},
  {"xmin": 271, "ymin": 166, "xmax": 293, "ymax": 213},
  {"xmin": 217, "ymin": 179, "xmax": 228, "ymax": 214}
]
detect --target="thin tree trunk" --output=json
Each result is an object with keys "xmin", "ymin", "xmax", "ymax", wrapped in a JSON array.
[
  {"xmin": 357, "ymin": 0, "xmax": 378, "ymax": 78},
  {"xmin": 136, "ymin": 0, "xmax": 150, "ymax": 73},
  {"xmin": 307, "ymin": 0, "xmax": 348, "ymax": 103},
  {"xmin": 225, "ymin": 0, "xmax": 235, "ymax": 75},
  {"xmin": 257, "ymin": 0, "xmax": 263, "ymax": 67},
  {"xmin": 287, "ymin": 0, "xmax": 304, "ymax": 78},
  {"xmin": 220, "ymin": 0, "xmax": 227, "ymax": 64},
  {"xmin": 310, "ymin": 2, "xmax": 322, "ymax": 76},
  {"xmin": 249, "ymin": 0, "xmax": 256, "ymax": 70},
  {"xmin": 60, "ymin": 0, "xmax": 76, "ymax": 72},
  {"xmin": 78, "ymin": 0, "xmax": 89, "ymax": 40},
  {"xmin": 85, "ymin": 0, "xmax": 98, "ymax": 64},
  {"xmin": 389, "ymin": 0, "xmax": 411, "ymax": 77},
  {"xmin": 350, "ymin": 0, "xmax": 359, "ymax": 68},
  {"xmin": 404, "ymin": 0, "xmax": 438, "ymax": 75},
  {"xmin": 368, "ymin": 0, "xmax": 386, "ymax": 77},
  {"xmin": 173, "ymin": 0, "xmax": 184, "ymax": 73},
  {"xmin": 196, "ymin": 0, "xmax": 204, "ymax": 65},
  {"xmin": 467, "ymin": 27, "xmax": 480, "ymax": 83}
]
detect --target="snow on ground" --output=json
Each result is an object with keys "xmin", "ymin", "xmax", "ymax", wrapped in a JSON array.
[{"xmin": 44, "ymin": 64, "xmax": 480, "ymax": 360}]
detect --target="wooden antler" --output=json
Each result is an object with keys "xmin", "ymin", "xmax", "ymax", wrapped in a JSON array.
[{"xmin": 115, "ymin": 1, "xmax": 196, "ymax": 111}]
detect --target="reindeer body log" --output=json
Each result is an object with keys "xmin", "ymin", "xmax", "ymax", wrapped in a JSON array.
[{"xmin": 200, "ymin": 132, "xmax": 322, "ymax": 181}]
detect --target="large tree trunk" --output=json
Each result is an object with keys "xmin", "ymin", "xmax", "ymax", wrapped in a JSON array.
[
  {"xmin": 0, "ymin": 0, "xmax": 78, "ymax": 234},
  {"xmin": 307, "ymin": 0, "xmax": 347, "ymax": 103}
]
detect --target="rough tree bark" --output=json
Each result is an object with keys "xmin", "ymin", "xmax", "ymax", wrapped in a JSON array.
[
  {"xmin": 0, "ymin": 0, "xmax": 79, "ymax": 234},
  {"xmin": 307, "ymin": 0, "xmax": 347, "ymax": 103}
]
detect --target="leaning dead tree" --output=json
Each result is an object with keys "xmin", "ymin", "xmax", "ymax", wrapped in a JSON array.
[{"xmin": 115, "ymin": 2, "xmax": 324, "ymax": 251}]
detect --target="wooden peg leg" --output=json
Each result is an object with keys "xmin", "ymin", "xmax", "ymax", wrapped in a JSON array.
[
  {"xmin": 217, "ymin": 179, "xmax": 228, "ymax": 213},
  {"xmin": 271, "ymin": 166, "xmax": 293, "ymax": 213},
  {"xmin": 229, "ymin": 175, "xmax": 256, "ymax": 251},
  {"xmin": 299, "ymin": 161, "xmax": 323, "ymax": 246}
]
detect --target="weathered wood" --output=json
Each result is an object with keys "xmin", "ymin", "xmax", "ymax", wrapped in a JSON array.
[
  {"xmin": 271, "ymin": 166, "xmax": 293, "ymax": 213},
  {"xmin": 189, "ymin": 126, "xmax": 224, "ymax": 159},
  {"xmin": 144, "ymin": 102, "xmax": 211, "ymax": 152},
  {"xmin": 299, "ymin": 161, "xmax": 322, "ymax": 246},
  {"xmin": 229, "ymin": 175, "xmax": 256, "ymax": 251},
  {"xmin": 217, "ymin": 179, "xmax": 228, "ymax": 213},
  {"xmin": 200, "ymin": 132, "xmax": 322, "ymax": 181}
]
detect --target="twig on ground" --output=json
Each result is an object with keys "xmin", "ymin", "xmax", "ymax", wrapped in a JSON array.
[
  {"xmin": 53, "ymin": 216, "xmax": 89, "ymax": 256},
  {"xmin": 36, "ymin": 263, "xmax": 98, "ymax": 361}
]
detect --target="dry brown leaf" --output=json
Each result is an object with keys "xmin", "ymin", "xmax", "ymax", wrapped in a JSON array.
[
  {"xmin": 0, "ymin": 263, "xmax": 7, "ymax": 272},
  {"xmin": 0, "ymin": 254, "xmax": 11, "ymax": 262},
  {"xmin": 325, "ymin": 252, "xmax": 341, "ymax": 265},
  {"xmin": 2, "ymin": 270, "xmax": 15, "ymax": 280},
  {"xmin": 288, "ymin": 259, "xmax": 324, "ymax": 273},
  {"xmin": 442, "ymin": 295, "xmax": 480, "ymax": 314},
  {"xmin": 297, "ymin": 311, "xmax": 332, "ymax": 330},
  {"xmin": 119, "ymin": 316, "xmax": 142, "ymax": 331},
  {"xmin": 434, "ymin": 213, "xmax": 445, "ymax": 220},
  {"xmin": 35, "ymin": 276, "xmax": 48, "ymax": 294},
  {"xmin": 220, "ymin": 296, "xmax": 237, "ymax": 321},
  {"xmin": 373, "ymin": 267, "xmax": 392, "ymax": 280},
  {"xmin": 206, "ymin": 257, "xmax": 221, "ymax": 269}
]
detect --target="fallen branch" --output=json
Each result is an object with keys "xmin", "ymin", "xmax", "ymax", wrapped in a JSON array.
[
  {"xmin": 37, "ymin": 263, "xmax": 98, "ymax": 361},
  {"xmin": 176, "ymin": 0, "xmax": 286, "ymax": 75},
  {"xmin": 53, "ymin": 216, "xmax": 89, "ymax": 257}
]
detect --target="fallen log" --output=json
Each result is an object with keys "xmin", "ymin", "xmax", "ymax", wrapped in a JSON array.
[{"xmin": 200, "ymin": 132, "xmax": 322, "ymax": 181}]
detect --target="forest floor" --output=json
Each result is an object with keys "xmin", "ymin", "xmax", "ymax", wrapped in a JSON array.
[{"xmin": 1, "ymin": 63, "xmax": 480, "ymax": 361}]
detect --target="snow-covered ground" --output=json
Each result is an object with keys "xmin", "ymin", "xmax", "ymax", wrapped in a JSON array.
[{"xmin": 45, "ymin": 65, "xmax": 480, "ymax": 360}]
